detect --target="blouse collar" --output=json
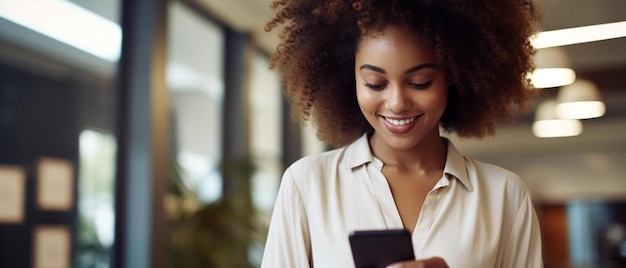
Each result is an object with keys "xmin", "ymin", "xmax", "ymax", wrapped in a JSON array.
[{"xmin": 344, "ymin": 133, "xmax": 473, "ymax": 191}]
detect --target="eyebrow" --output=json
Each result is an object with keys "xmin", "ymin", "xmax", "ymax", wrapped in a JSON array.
[{"xmin": 359, "ymin": 63, "xmax": 437, "ymax": 74}]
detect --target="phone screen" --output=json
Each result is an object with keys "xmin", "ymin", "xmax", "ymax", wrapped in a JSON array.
[{"xmin": 349, "ymin": 229, "xmax": 415, "ymax": 268}]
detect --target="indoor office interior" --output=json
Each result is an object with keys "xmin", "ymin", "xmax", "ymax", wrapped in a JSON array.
[{"xmin": 0, "ymin": 0, "xmax": 624, "ymax": 267}]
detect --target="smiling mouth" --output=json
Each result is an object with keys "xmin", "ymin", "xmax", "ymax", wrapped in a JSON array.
[{"xmin": 382, "ymin": 116, "xmax": 418, "ymax": 126}]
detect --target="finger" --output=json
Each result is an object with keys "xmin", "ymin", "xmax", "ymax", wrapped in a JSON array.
[
  {"xmin": 386, "ymin": 256, "xmax": 448, "ymax": 268},
  {"xmin": 422, "ymin": 257, "xmax": 448, "ymax": 268}
]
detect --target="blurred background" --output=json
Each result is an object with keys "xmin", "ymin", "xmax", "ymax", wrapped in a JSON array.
[{"xmin": 0, "ymin": 0, "xmax": 624, "ymax": 267}]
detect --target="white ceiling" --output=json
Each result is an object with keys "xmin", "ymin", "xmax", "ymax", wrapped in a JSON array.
[
  {"xmin": 201, "ymin": 0, "xmax": 626, "ymax": 72},
  {"xmin": 536, "ymin": 0, "xmax": 626, "ymax": 71}
]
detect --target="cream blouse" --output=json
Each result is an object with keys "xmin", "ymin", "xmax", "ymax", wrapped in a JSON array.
[{"xmin": 261, "ymin": 134, "xmax": 543, "ymax": 267}]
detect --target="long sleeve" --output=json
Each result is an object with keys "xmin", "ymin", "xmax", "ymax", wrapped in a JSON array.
[
  {"xmin": 261, "ymin": 169, "xmax": 312, "ymax": 268},
  {"xmin": 501, "ymin": 192, "xmax": 544, "ymax": 268}
]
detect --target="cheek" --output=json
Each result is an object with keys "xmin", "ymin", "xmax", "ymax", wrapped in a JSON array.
[
  {"xmin": 422, "ymin": 88, "xmax": 448, "ymax": 111},
  {"xmin": 355, "ymin": 86, "xmax": 372, "ymax": 109},
  {"xmin": 433, "ymin": 93, "xmax": 448, "ymax": 109}
]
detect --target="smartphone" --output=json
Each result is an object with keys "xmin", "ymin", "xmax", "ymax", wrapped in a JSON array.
[{"xmin": 349, "ymin": 229, "xmax": 415, "ymax": 268}]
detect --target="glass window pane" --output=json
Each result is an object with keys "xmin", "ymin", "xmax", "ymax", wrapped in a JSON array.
[
  {"xmin": 165, "ymin": 3, "xmax": 227, "ymax": 267},
  {"xmin": 167, "ymin": 1, "xmax": 224, "ymax": 204},
  {"xmin": 249, "ymin": 51, "xmax": 282, "ymax": 212},
  {"xmin": 77, "ymin": 129, "xmax": 117, "ymax": 267}
]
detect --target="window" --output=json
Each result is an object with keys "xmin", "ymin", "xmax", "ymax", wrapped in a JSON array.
[
  {"xmin": 248, "ymin": 51, "xmax": 282, "ymax": 213},
  {"xmin": 167, "ymin": 1, "xmax": 225, "ymax": 203}
]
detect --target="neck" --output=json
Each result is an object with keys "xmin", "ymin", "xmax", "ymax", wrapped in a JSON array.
[{"xmin": 369, "ymin": 129, "xmax": 447, "ymax": 171}]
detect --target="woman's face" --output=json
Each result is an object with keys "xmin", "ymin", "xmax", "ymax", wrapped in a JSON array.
[{"xmin": 355, "ymin": 25, "xmax": 448, "ymax": 151}]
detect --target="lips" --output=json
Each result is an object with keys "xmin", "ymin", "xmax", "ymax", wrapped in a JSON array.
[{"xmin": 380, "ymin": 115, "xmax": 419, "ymax": 134}]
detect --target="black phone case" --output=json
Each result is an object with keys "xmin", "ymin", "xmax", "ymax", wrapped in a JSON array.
[{"xmin": 349, "ymin": 229, "xmax": 415, "ymax": 268}]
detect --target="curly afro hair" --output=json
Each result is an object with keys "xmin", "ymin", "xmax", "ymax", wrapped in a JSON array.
[{"xmin": 265, "ymin": 0, "xmax": 540, "ymax": 147}]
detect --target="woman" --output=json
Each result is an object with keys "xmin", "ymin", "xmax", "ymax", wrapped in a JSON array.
[{"xmin": 261, "ymin": 0, "xmax": 543, "ymax": 267}]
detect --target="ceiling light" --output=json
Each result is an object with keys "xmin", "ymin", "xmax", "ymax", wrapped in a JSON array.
[
  {"xmin": 532, "ymin": 21, "xmax": 626, "ymax": 49},
  {"xmin": 533, "ymin": 100, "xmax": 582, "ymax": 138},
  {"xmin": 0, "ymin": 0, "xmax": 121, "ymax": 62},
  {"xmin": 556, "ymin": 79, "xmax": 606, "ymax": 119},
  {"xmin": 530, "ymin": 47, "xmax": 576, "ymax": 88},
  {"xmin": 530, "ymin": 68, "xmax": 576, "ymax": 89}
]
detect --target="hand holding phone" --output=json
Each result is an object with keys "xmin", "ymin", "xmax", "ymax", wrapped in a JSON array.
[{"xmin": 349, "ymin": 229, "xmax": 415, "ymax": 268}]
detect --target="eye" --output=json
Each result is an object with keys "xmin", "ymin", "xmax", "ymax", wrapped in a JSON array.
[
  {"xmin": 408, "ymin": 81, "xmax": 432, "ymax": 90},
  {"xmin": 364, "ymin": 83, "xmax": 386, "ymax": 90}
]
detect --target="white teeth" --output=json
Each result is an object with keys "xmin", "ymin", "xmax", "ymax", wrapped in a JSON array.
[{"xmin": 385, "ymin": 116, "xmax": 416, "ymax": 126}]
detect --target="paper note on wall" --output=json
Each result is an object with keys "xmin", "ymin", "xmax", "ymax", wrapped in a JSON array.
[
  {"xmin": 37, "ymin": 157, "xmax": 74, "ymax": 211},
  {"xmin": 0, "ymin": 165, "xmax": 25, "ymax": 223},
  {"xmin": 33, "ymin": 225, "xmax": 71, "ymax": 268}
]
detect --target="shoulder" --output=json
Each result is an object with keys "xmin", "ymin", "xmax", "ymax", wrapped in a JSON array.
[
  {"xmin": 468, "ymin": 158, "xmax": 523, "ymax": 184},
  {"xmin": 288, "ymin": 147, "xmax": 346, "ymax": 173},
  {"xmin": 282, "ymin": 146, "xmax": 348, "ymax": 186},
  {"xmin": 278, "ymin": 147, "xmax": 349, "ymax": 204},
  {"xmin": 465, "ymin": 157, "xmax": 530, "ymax": 204}
]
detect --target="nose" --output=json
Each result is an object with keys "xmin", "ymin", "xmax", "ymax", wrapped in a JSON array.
[{"xmin": 386, "ymin": 85, "xmax": 411, "ymax": 113}]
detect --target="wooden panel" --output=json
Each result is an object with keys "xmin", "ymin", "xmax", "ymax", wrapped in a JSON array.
[{"xmin": 539, "ymin": 204, "xmax": 570, "ymax": 268}]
